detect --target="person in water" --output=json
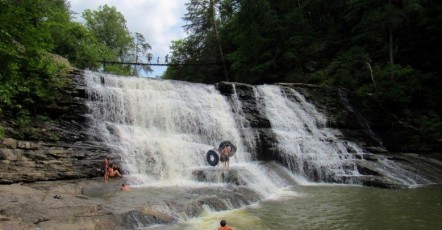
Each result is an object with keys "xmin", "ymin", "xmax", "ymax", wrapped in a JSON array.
[
  {"xmin": 220, "ymin": 145, "xmax": 232, "ymax": 169},
  {"xmin": 219, "ymin": 220, "xmax": 233, "ymax": 230},
  {"xmin": 120, "ymin": 183, "xmax": 130, "ymax": 191},
  {"xmin": 108, "ymin": 164, "xmax": 122, "ymax": 178}
]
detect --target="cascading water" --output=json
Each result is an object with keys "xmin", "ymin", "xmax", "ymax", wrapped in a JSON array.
[
  {"xmin": 256, "ymin": 85, "xmax": 363, "ymax": 182},
  {"xmin": 84, "ymin": 71, "xmax": 299, "ymax": 199},
  {"xmin": 85, "ymin": 71, "xmax": 249, "ymax": 181},
  {"xmin": 79, "ymin": 70, "xmax": 437, "ymax": 229},
  {"xmin": 84, "ymin": 70, "xmax": 424, "ymax": 193},
  {"xmin": 228, "ymin": 84, "xmax": 258, "ymax": 156}
]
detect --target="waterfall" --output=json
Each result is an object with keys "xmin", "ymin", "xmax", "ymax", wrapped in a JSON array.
[
  {"xmin": 228, "ymin": 85, "xmax": 258, "ymax": 157},
  {"xmin": 84, "ymin": 70, "xmax": 423, "ymax": 188},
  {"xmin": 256, "ymin": 85, "xmax": 363, "ymax": 182},
  {"xmin": 85, "ymin": 71, "xmax": 250, "ymax": 183}
]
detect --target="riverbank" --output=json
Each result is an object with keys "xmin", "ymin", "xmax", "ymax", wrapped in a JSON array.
[
  {"xmin": 0, "ymin": 177, "xmax": 176, "ymax": 230},
  {"xmin": 1, "ymin": 171, "xmax": 441, "ymax": 230},
  {"xmin": 0, "ymin": 166, "xmax": 265, "ymax": 230}
]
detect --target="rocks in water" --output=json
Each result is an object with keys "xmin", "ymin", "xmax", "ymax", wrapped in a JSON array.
[
  {"xmin": 0, "ymin": 179, "xmax": 181, "ymax": 229},
  {"xmin": 192, "ymin": 167, "xmax": 247, "ymax": 185},
  {"xmin": 183, "ymin": 186, "xmax": 260, "ymax": 218},
  {"xmin": 117, "ymin": 208, "xmax": 176, "ymax": 229}
]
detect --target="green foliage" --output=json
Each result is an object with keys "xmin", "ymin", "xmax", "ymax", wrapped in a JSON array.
[
  {"xmin": 82, "ymin": 4, "xmax": 135, "ymax": 75},
  {"xmin": 163, "ymin": 0, "xmax": 230, "ymax": 83},
  {"xmin": 420, "ymin": 117, "xmax": 442, "ymax": 142},
  {"xmin": 318, "ymin": 47, "xmax": 372, "ymax": 89},
  {"xmin": 225, "ymin": 0, "xmax": 281, "ymax": 83},
  {"xmin": 131, "ymin": 32, "xmax": 153, "ymax": 76},
  {"xmin": 165, "ymin": 0, "xmax": 441, "ymax": 149},
  {"xmin": 374, "ymin": 64, "xmax": 414, "ymax": 105},
  {"xmin": 0, "ymin": 0, "xmax": 70, "ymax": 118},
  {"xmin": 163, "ymin": 39, "xmax": 199, "ymax": 82},
  {"xmin": 103, "ymin": 64, "xmax": 132, "ymax": 76},
  {"xmin": 0, "ymin": 0, "xmax": 439, "ymax": 148},
  {"xmin": 82, "ymin": 5, "xmax": 133, "ymax": 53},
  {"xmin": 51, "ymin": 21, "xmax": 113, "ymax": 70},
  {"xmin": 1, "ymin": 0, "xmax": 152, "ymax": 133}
]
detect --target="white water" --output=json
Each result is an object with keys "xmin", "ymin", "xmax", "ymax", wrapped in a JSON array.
[
  {"xmin": 257, "ymin": 85, "xmax": 362, "ymax": 181},
  {"xmin": 85, "ymin": 71, "xmax": 422, "ymax": 192},
  {"xmin": 85, "ymin": 71, "xmax": 252, "ymax": 182},
  {"xmin": 229, "ymin": 85, "xmax": 258, "ymax": 156},
  {"xmin": 85, "ymin": 71, "xmax": 305, "ymax": 199}
]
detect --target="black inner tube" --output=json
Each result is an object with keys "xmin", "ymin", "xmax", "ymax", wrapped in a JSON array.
[
  {"xmin": 206, "ymin": 150, "xmax": 219, "ymax": 167},
  {"xmin": 218, "ymin": 141, "xmax": 237, "ymax": 157}
]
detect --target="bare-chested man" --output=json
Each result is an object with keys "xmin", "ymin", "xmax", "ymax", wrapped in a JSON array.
[
  {"xmin": 108, "ymin": 164, "xmax": 122, "ymax": 177},
  {"xmin": 220, "ymin": 145, "xmax": 232, "ymax": 169}
]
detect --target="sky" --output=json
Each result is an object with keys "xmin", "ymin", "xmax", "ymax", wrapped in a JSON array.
[{"xmin": 69, "ymin": 0, "xmax": 188, "ymax": 77}]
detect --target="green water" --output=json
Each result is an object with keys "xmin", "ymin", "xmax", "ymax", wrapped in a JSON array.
[{"xmin": 149, "ymin": 184, "xmax": 442, "ymax": 230}]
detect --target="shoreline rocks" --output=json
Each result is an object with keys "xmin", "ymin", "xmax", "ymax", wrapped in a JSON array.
[{"xmin": 0, "ymin": 178, "xmax": 177, "ymax": 230}]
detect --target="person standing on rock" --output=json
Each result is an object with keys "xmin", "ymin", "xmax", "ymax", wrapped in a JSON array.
[
  {"xmin": 220, "ymin": 145, "xmax": 232, "ymax": 169},
  {"xmin": 103, "ymin": 156, "xmax": 109, "ymax": 182},
  {"xmin": 219, "ymin": 219, "xmax": 233, "ymax": 230}
]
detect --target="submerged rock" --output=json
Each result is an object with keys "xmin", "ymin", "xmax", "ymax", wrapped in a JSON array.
[{"xmin": 116, "ymin": 208, "xmax": 176, "ymax": 229}]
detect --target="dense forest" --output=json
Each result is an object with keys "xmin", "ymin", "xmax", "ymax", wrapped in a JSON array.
[
  {"xmin": 163, "ymin": 0, "xmax": 442, "ymax": 151},
  {"xmin": 0, "ymin": 0, "xmax": 152, "ymax": 138},
  {"xmin": 0, "ymin": 0, "xmax": 440, "ymax": 151}
]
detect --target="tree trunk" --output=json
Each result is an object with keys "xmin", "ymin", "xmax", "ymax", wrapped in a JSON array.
[{"xmin": 210, "ymin": 0, "xmax": 229, "ymax": 81}]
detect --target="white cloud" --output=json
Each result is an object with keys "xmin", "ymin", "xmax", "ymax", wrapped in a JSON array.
[{"xmin": 69, "ymin": 0, "xmax": 188, "ymax": 77}]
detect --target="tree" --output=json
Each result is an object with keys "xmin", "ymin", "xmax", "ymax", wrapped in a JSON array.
[
  {"xmin": 51, "ymin": 21, "xmax": 114, "ymax": 70},
  {"xmin": 164, "ymin": 0, "xmax": 233, "ymax": 83},
  {"xmin": 82, "ymin": 4, "xmax": 134, "ymax": 75},
  {"xmin": 224, "ymin": 0, "xmax": 288, "ymax": 83},
  {"xmin": 131, "ymin": 32, "xmax": 152, "ymax": 76},
  {"xmin": 0, "ymin": 0, "xmax": 75, "ymax": 130}
]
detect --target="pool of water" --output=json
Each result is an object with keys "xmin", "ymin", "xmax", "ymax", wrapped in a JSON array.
[{"xmin": 145, "ymin": 184, "xmax": 442, "ymax": 230}]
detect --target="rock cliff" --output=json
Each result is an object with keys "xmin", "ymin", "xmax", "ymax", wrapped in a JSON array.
[
  {"xmin": 0, "ymin": 71, "xmax": 440, "ymax": 187},
  {"xmin": 0, "ymin": 70, "xmax": 110, "ymax": 183},
  {"xmin": 215, "ymin": 82, "xmax": 442, "ymax": 187}
]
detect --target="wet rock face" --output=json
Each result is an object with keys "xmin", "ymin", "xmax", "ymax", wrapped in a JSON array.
[
  {"xmin": 1, "ymin": 73, "xmax": 440, "ymax": 188},
  {"xmin": 215, "ymin": 82, "xmax": 278, "ymax": 161},
  {"xmin": 118, "ymin": 209, "xmax": 174, "ymax": 229},
  {"xmin": 215, "ymin": 82, "xmax": 442, "ymax": 186},
  {"xmin": 192, "ymin": 167, "xmax": 248, "ymax": 186},
  {"xmin": 0, "ymin": 70, "xmax": 111, "ymax": 184},
  {"xmin": 0, "ymin": 138, "xmax": 109, "ymax": 183}
]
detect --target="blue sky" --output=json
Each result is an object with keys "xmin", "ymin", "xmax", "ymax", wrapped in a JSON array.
[{"xmin": 69, "ymin": 0, "xmax": 188, "ymax": 77}]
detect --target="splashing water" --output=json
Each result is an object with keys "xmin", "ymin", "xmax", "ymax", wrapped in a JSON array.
[
  {"xmin": 85, "ymin": 71, "xmax": 254, "ymax": 183},
  {"xmin": 228, "ymin": 84, "xmax": 258, "ymax": 156},
  {"xmin": 256, "ymin": 85, "xmax": 362, "ymax": 182},
  {"xmin": 84, "ymin": 71, "xmax": 423, "ymax": 189}
]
